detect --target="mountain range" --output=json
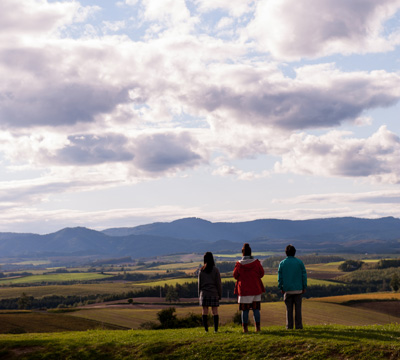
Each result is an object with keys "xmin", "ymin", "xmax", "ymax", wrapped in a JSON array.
[{"xmin": 0, "ymin": 217, "xmax": 399, "ymax": 259}]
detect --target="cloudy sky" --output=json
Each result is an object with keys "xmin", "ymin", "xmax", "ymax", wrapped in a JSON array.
[{"xmin": 1, "ymin": 0, "xmax": 400, "ymax": 234}]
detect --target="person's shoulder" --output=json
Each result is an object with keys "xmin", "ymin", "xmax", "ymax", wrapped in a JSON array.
[{"xmin": 279, "ymin": 257, "xmax": 287, "ymax": 265}]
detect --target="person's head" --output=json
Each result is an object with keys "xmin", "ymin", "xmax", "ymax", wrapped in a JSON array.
[
  {"xmin": 202, "ymin": 251, "xmax": 215, "ymax": 273},
  {"xmin": 242, "ymin": 243, "xmax": 252, "ymax": 257},
  {"xmin": 285, "ymin": 244, "xmax": 296, "ymax": 257}
]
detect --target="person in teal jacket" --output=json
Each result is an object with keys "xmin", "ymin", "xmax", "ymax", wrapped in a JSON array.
[{"xmin": 278, "ymin": 244, "xmax": 307, "ymax": 329}]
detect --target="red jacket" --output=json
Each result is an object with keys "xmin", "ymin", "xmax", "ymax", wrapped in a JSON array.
[{"xmin": 233, "ymin": 259, "xmax": 265, "ymax": 296}]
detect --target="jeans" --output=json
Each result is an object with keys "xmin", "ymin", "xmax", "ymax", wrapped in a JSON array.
[
  {"xmin": 284, "ymin": 293, "xmax": 303, "ymax": 329},
  {"xmin": 242, "ymin": 309, "xmax": 260, "ymax": 324}
]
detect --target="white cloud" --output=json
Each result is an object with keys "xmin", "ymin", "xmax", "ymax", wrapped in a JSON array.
[
  {"xmin": 274, "ymin": 190, "xmax": 400, "ymax": 205},
  {"xmin": 212, "ymin": 165, "xmax": 270, "ymax": 180},
  {"xmin": 131, "ymin": 132, "xmax": 206, "ymax": 173},
  {"xmin": 186, "ymin": 63, "xmax": 400, "ymax": 130},
  {"xmin": 246, "ymin": 0, "xmax": 400, "ymax": 60},
  {"xmin": 275, "ymin": 126, "xmax": 400, "ymax": 183},
  {"xmin": 194, "ymin": 0, "xmax": 254, "ymax": 17},
  {"xmin": 0, "ymin": 0, "xmax": 98, "ymax": 42}
]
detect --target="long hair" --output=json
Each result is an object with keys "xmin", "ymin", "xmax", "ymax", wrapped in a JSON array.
[
  {"xmin": 201, "ymin": 252, "xmax": 215, "ymax": 273},
  {"xmin": 242, "ymin": 243, "xmax": 252, "ymax": 257}
]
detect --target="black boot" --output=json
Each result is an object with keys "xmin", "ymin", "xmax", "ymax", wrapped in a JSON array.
[
  {"xmin": 213, "ymin": 315, "xmax": 219, "ymax": 333},
  {"xmin": 202, "ymin": 315, "xmax": 208, "ymax": 332}
]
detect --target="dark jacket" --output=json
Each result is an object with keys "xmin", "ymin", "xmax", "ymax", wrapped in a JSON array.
[{"xmin": 198, "ymin": 266, "xmax": 222, "ymax": 299}]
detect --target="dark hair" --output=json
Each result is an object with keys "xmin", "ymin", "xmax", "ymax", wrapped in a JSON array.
[
  {"xmin": 242, "ymin": 243, "xmax": 252, "ymax": 256},
  {"xmin": 201, "ymin": 252, "xmax": 215, "ymax": 273},
  {"xmin": 285, "ymin": 244, "xmax": 296, "ymax": 257}
]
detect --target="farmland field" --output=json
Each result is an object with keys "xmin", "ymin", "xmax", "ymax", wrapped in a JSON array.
[
  {"xmin": 308, "ymin": 292, "xmax": 400, "ymax": 304},
  {"xmin": 0, "ymin": 283, "xmax": 145, "ymax": 299},
  {"xmin": 68, "ymin": 299, "xmax": 400, "ymax": 330},
  {"xmin": 0, "ymin": 273, "xmax": 112, "ymax": 285}
]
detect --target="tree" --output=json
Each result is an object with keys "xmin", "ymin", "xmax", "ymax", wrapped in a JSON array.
[
  {"xmin": 157, "ymin": 307, "xmax": 177, "ymax": 328},
  {"xmin": 18, "ymin": 293, "xmax": 32, "ymax": 310},
  {"xmin": 390, "ymin": 274, "xmax": 400, "ymax": 292},
  {"xmin": 165, "ymin": 287, "xmax": 179, "ymax": 303}
]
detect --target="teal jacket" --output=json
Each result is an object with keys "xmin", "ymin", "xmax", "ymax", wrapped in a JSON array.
[{"xmin": 278, "ymin": 256, "xmax": 307, "ymax": 292}]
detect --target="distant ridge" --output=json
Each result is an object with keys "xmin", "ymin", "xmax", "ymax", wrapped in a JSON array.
[{"xmin": 0, "ymin": 217, "xmax": 399, "ymax": 259}]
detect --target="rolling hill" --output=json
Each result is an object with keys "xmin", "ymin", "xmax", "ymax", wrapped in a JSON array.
[{"xmin": 0, "ymin": 217, "xmax": 399, "ymax": 259}]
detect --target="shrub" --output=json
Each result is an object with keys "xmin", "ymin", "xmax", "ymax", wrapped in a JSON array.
[
  {"xmin": 141, "ymin": 307, "xmax": 203, "ymax": 330},
  {"xmin": 338, "ymin": 260, "xmax": 364, "ymax": 272}
]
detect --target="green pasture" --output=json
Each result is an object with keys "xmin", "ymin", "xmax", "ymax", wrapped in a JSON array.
[
  {"xmin": 0, "ymin": 273, "xmax": 112, "ymax": 285},
  {"xmin": 0, "ymin": 324, "xmax": 399, "ymax": 359},
  {"xmin": 0, "ymin": 283, "xmax": 144, "ymax": 300}
]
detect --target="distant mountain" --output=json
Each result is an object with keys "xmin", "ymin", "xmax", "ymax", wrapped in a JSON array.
[
  {"xmin": 0, "ymin": 217, "xmax": 399, "ymax": 259},
  {"xmin": 103, "ymin": 216, "xmax": 400, "ymax": 242}
]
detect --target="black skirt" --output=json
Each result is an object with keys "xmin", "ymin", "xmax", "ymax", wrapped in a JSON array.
[{"xmin": 199, "ymin": 296, "xmax": 219, "ymax": 307}]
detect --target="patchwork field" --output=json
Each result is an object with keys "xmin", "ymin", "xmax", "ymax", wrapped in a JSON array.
[
  {"xmin": 0, "ymin": 283, "xmax": 144, "ymax": 299},
  {"xmin": 0, "ymin": 273, "xmax": 112, "ymax": 285}
]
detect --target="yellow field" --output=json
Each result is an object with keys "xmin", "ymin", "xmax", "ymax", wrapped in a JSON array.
[
  {"xmin": 305, "ymin": 261, "xmax": 344, "ymax": 273},
  {"xmin": 69, "ymin": 299, "xmax": 400, "ymax": 329},
  {"xmin": 0, "ymin": 273, "xmax": 112, "ymax": 285},
  {"xmin": 150, "ymin": 262, "xmax": 201, "ymax": 271},
  {"xmin": 309, "ymin": 292, "xmax": 400, "ymax": 304}
]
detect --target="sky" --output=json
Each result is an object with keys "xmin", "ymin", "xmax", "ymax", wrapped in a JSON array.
[{"xmin": 1, "ymin": 0, "xmax": 400, "ymax": 234}]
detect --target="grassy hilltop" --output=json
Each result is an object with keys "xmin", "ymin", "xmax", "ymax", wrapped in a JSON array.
[{"xmin": 0, "ymin": 325, "xmax": 399, "ymax": 359}]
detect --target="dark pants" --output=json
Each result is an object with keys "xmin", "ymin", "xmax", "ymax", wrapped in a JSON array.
[{"xmin": 284, "ymin": 293, "xmax": 303, "ymax": 329}]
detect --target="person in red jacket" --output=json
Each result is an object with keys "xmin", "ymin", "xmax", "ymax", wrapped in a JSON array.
[{"xmin": 233, "ymin": 243, "xmax": 265, "ymax": 332}]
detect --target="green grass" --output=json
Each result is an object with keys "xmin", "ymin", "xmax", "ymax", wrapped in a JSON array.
[
  {"xmin": 0, "ymin": 273, "xmax": 112, "ymax": 285},
  {"xmin": 0, "ymin": 283, "xmax": 144, "ymax": 300},
  {"xmin": 0, "ymin": 324, "xmax": 399, "ymax": 359},
  {"xmin": 0, "ymin": 311, "xmax": 124, "ymax": 334}
]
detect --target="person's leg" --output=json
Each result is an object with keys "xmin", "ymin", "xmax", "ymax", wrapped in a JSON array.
[
  {"xmin": 212, "ymin": 306, "xmax": 219, "ymax": 332},
  {"xmin": 284, "ymin": 293, "xmax": 294, "ymax": 329},
  {"xmin": 241, "ymin": 309, "xmax": 249, "ymax": 333},
  {"xmin": 294, "ymin": 294, "xmax": 303, "ymax": 329},
  {"xmin": 253, "ymin": 309, "xmax": 261, "ymax": 332},
  {"xmin": 202, "ymin": 306, "xmax": 209, "ymax": 332}
]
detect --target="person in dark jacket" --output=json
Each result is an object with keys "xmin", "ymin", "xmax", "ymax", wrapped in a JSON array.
[
  {"xmin": 198, "ymin": 251, "xmax": 222, "ymax": 332},
  {"xmin": 278, "ymin": 244, "xmax": 307, "ymax": 329},
  {"xmin": 233, "ymin": 243, "xmax": 265, "ymax": 332}
]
